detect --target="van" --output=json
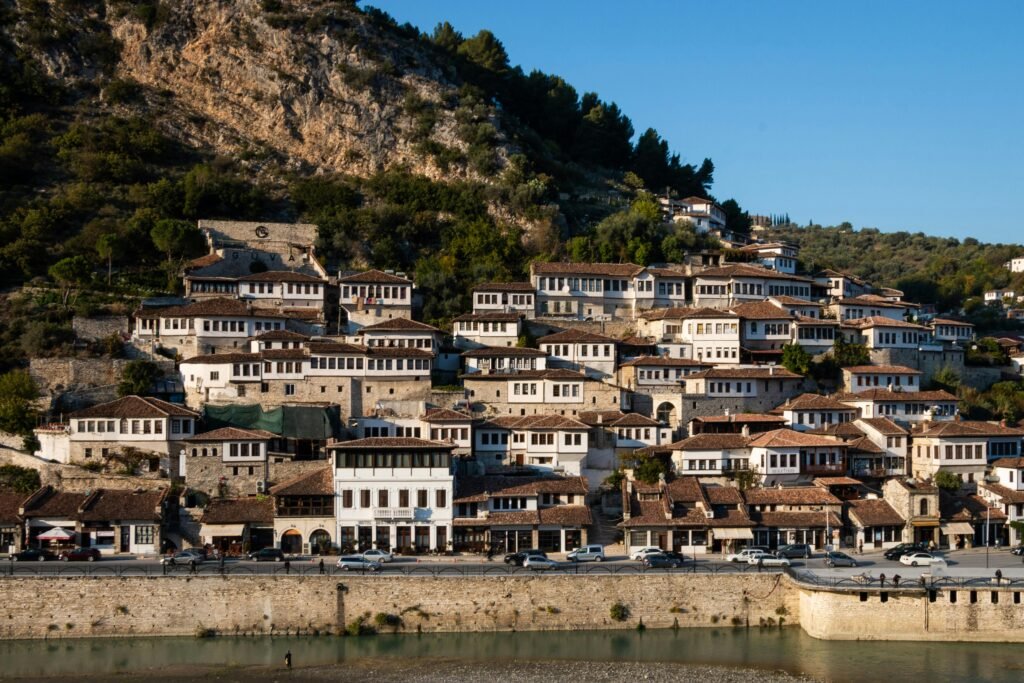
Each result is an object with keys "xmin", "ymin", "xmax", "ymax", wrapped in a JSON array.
[{"xmin": 566, "ymin": 545, "xmax": 605, "ymax": 562}]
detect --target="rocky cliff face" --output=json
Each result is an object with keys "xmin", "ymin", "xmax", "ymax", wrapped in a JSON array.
[{"xmin": 13, "ymin": 0, "xmax": 504, "ymax": 182}]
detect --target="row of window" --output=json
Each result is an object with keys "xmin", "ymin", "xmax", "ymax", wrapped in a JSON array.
[
  {"xmin": 339, "ymin": 488, "xmax": 447, "ymax": 509},
  {"xmin": 476, "ymin": 293, "xmax": 533, "ymax": 306},
  {"xmin": 695, "ymin": 346, "xmax": 739, "ymax": 360},
  {"xmin": 855, "ymin": 374, "xmax": 917, "ymax": 387},
  {"xmin": 692, "ymin": 323, "xmax": 739, "ymax": 335},
  {"xmin": 342, "ymin": 285, "xmax": 408, "ymax": 300},
  {"xmin": 334, "ymin": 451, "xmax": 453, "ymax": 469},
  {"xmin": 538, "ymin": 277, "xmax": 630, "ymax": 293},
  {"xmin": 458, "ymin": 321, "xmax": 513, "ymax": 333},
  {"xmin": 365, "ymin": 338, "xmax": 432, "ymax": 348},
  {"xmin": 917, "ymin": 443, "xmax": 986, "ymax": 461},
  {"xmin": 363, "ymin": 426, "xmax": 422, "ymax": 438}
]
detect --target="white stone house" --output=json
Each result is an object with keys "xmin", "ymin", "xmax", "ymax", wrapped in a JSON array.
[
  {"xmin": 452, "ymin": 312, "xmax": 522, "ymax": 350},
  {"xmin": 539, "ymin": 329, "xmax": 619, "ymax": 381},
  {"xmin": 472, "ymin": 282, "xmax": 536, "ymax": 319},
  {"xmin": 841, "ymin": 365, "xmax": 923, "ymax": 393},
  {"xmin": 474, "ymin": 414, "xmax": 590, "ymax": 475},
  {"xmin": 462, "ymin": 346, "xmax": 548, "ymax": 374},
  {"xmin": 338, "ymin": 269, "xmax": 414, "ymax": 333},
  {"xmin": 777, "ymin": 393, "xmax": 857, "ymax": 431},
  {"xmin": 835, "ymin": 389, "xmax": 958, "ymax": 424}
]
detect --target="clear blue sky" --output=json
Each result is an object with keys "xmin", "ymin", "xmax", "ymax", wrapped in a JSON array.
[{"xmin": 369, "ymin": 1, "xmax": 1024, "ymax": 244}]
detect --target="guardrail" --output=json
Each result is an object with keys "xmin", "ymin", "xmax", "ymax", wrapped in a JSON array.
[
  {"xmin": 0, "ymin": 561, "xmax": 784, "ymax": 579},
  {"xmin": 786, "ymin": 567, "xmax": 1024, "ymax": 591}
]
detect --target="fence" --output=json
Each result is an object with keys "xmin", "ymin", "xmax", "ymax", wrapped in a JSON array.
[{"xmin": 786, "ymin": 567, "xmax": 1024, "ymax": 591}]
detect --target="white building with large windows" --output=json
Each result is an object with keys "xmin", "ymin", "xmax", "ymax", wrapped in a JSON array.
[{"xmin": 329, "ymin": 437, "xmax": 455, "ymax": 554}]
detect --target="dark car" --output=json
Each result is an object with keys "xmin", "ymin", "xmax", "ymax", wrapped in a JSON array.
[
  {"xmin": 776, "ymin": 544, "xmax": 813, "ymax": 559},
  {"xmin": 661, "ymin": 551, "xmax": 688, "ymax": 564},
  {"xmin": 1012, "ymin": 545, "xmax": 1024, "ymax": 556},
  {"xmin": 60, "ymin": 547, "xmax": 101, "ymax": 562},
  {"xmin": 883, "ymin": 543, "xmax": 928, "ymax": 561},
  {"xmin": 12, "ymin": 549, "xmax": 57, "ymax": 562},
  {"xmin": 642, "ymin": 553, "xmax": 683, "ymax": 569},
  {"xmin": 248, "ymin": 548, "xmax": 285, "ymax": 562},
  {"xmin": 504, "ymin": 549, "xmax": 546, "ymax": 566}
]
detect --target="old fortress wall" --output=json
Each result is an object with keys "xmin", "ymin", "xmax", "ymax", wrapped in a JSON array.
[{"xmin": 7, "ymin": 573, "xmax": 1024, "ymax": 642}]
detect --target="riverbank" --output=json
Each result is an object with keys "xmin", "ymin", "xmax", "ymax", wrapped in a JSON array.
[{"xmin": 5, "ymin": 659, "xmax": 815, "ymax": 683}]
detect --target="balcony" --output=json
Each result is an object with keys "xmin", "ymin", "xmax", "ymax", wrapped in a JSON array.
[{"xmin": 374, "ymin": 507, "xmax": 416, "ymax": 521}]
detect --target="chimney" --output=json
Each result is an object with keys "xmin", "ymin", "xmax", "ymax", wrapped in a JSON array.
[
  {"xmin": 742, "ymin": 424, "xmax": 751, "ymax": 438},
  {"xmin": 769, "ymin": 366, "xmax": 775, "ymax": 376}
]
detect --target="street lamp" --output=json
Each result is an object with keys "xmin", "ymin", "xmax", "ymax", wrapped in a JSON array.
[{"xmin": 985, "ymin": 504, "xmax": 991, "ymax": 569}]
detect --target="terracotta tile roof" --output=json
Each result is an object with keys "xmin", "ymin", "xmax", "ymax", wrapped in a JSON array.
[
  {"xmin": 78, "ymin": 489, "xmax": 167, "ymax": 522},
  {"xmin": 537, "ymin": 329, "xmax": 619, "ymax": 344},
  {"xmin": 338, "ymin": 269, "xmax": 412, "ymax": 284},
  {"xmin": 814, "ymin": 476, "xmax": 863, "ymax": 486},
  {"xmin": 841, "ymin": 316, "xmax": 927, "ymax": 330},
  {"xmin": 269, "ymin": 467, "xmax": 334, "ymax": 496},
  {"xmin": 329, "ymin": 437, "xmax": 453, "ymax": 450},
  {"xmin": 0, "ymin": 488, "xmax": 27, "ymax": 525},
  {"xmin": 238, "ymin": 271, "xmax": 325, "ymax": 283},
  {"xmin": 454, "ymin": 475, "xmax": 589, "ymax": 503},
  {"xmin": 483, "ymin": 415, "xmax": 590, "ymax": 431},
  {"xmin": 308, "ymin": 341, "xmax": 368, "ymax": 354},
  {"xmin": 692, "ymin": 413, "xmax": 786, "ymax": 424},
  {"xmin": 69, "ymin": 396, "xmax": 198, "ymax": 419},
  {"xmin": 254, "ymin": 329, "xmax": 309, "ymax": 341},
  {"xmin": 743, "ymin": 487, "xmax": 841, "ymax": 506},
  {"xmin": 895, "ymin": 479, "xmax": 938, "ymax": 493},
  {"xmin": 180, "ymin": 352, "xmax": 261, "ymax": 365},
  {"xmin": 704, "ymin": 485, "xmax": 744, "ymax": 505},
  {"xmin": 577, "ymin": 410, "xmax": 626, "ymax": 426},
  {"xmin": 472, "ymin": 281, "xmax": 535, "ymax": 292},
  {"xmin": 674, "ymin": 434, "xmax": 751, "ymax": 450},
  {"xmin": 930, "ymin": 318, "xmax": 974, "ymax": 327},
  {"xmin": 619, "ymin": 356, "xmax": 711, "ymax": 368},
  {"xmin": 794, "ymin": 315, "xmax": 840, "ymax": 325},
  {"xmin": 940, "ymin": 491, "xmax": 1006, "ymax": 522},
  {"xmin": 619, "ymin": 335, "xmax": 657, "ymax": 346},
  {"xmin": 665, "ymin": 476, "xmax": 706, "ymax": 504},
  {"xmin": 992, "ymin": 458, "xmax": 1024, "ymax": 469},
  {"xmin": 779, "ymin": 393, "xmax": 857, "ymax": 411},
  {"xmin": 461, "ymin": 346, "xmax": 547, "ymax": 358},
  {"xmin": 835, "ymin": 296, "xmax": 907, "ymax": 309},
  {"xmin": 754, "ymin": 511, "xmax": 843, "ymax": 528},
  {"xmin": 848, "ymin": 499, "xmax": 905, "ymax": 527},
  {"xmin": 748, "ymin": 429, "xmax": 844, "ymax": 449},
  {"xmin": 645, "ymin": 267, "xmax": 688, "ymax": 278},
  {"xmin": 187, "ymin": 427, "xmax": 276, "ymax": 442},
  {"xmin": 538, "ymin": 505, "xmax": 592, "ymax": 526},
  {"xmin": 532, "ymin": 262, "xmax": 644, "ymax": 277},
  {"xmin": 834, "ymin": 389, "xmax": 958, "ymax": 402},
  {"xmin": 770, "ymin": 295, "xmax": 818, "ymax": 306},
  {"xmin": 261, "ymin": 348, "xmax": 307, "ymax": 360},
  {"xmin": 857, "ymin": 417, "xmax": 909, "ymax": 436},
  {"xmin": 367, "ymin": 347, "xmax": 434, "ymax": 359},
  {"xmin": 185, "ymin": 253, "xmax": 224, "ymax": 269},
  {"xmin": 729, "ymin": 301, "xmax": 794, "ymax": 320},
  {"xmin": 21, "ymin": 487, "xmax": 88, "ymax": 519},
  {"xmin": 639, "ymin": 306, "xmax": 739, "ymax": 321},
  {"xmin": 805, "ymin": 423, "xmax": 867, "ymax": 438},
  {"xmin": 610, "ymin": 413, "xmax": 661, "ymax": 427},
  {"xmin": 462, "ymin": 369, "xmax": 587, "ymax": 381},
  {"xmin": 912, "ymin": 421, "xmax": 1024, "ymax": 438},
  {"xmin": 696, "ymin": 264, "xmax": 812, "ymax": 283},
  {"xmin": 359, "ymin": 318, "xmax": 440, "ymax": 333},
  {"xmin": 454, "ymin": 511, "xmax": 539, "ymax": 526},
  {"xmin": 421, "ymin": 408, "xmax": 474, "ymax": 423},
  {"xmin": 843, "ymin": 365, "xmax": 922, "ymax": 375},
  {"xmin": 689, "ymin": 368, "xmax": 802, "ymax": 382},
  {"xmin": 847, "ymin": 436, "xmax": 885, "ymax": 454},
  {"xmin": 201, "ymin": 497, "xmax": 274, "ymax": 524},
  {"xmin": 136, "ymin": 298, "xmax": 287, "ymax": 319},
  {"xmin": 453, "ymin": 312, "xmax": 521, "ymax": 323},
  {"xmin": 980, "ymin": 483, "xmax": 1024, "ymax": 504}
]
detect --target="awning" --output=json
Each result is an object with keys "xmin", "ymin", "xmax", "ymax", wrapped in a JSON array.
[
  {"xmin": 940, "ymin": 522, "xmax": 975, "ymax": 535},
  {"xmin": 37, "ymin": 527, "xmax": 75, "ymax": 541},
  {"xmin": 200, "ymin": 524, "xmax": 245, "ymax": 538},
  {"xmin": 714, "ymin": 528, "xmax": 755, "ymax": 540},
  {"xmin": 910, "ymin": 519, "xmax": 940, "ymax": 527}
]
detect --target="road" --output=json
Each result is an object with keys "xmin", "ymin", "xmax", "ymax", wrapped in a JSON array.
[{"xmin": 4, "ymin": 547, "xmax": 1024, "ymax": 579}]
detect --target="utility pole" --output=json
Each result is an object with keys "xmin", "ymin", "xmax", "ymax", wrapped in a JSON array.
[{"xmin": 985, "ymin": 505, "xmax": 991, "ymax": 569}]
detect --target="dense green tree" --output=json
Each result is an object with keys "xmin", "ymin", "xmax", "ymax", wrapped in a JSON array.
[
  {"xmin": 933, "ymin": 470, "xmax": 963, "ymax": 492},
  {"xmin": 0, "ymin": 465, "xmax": 41, "ymax": 493},
  {"xmin": 0, "ymin": 371, "xmax": 38, "ymax": 437},
  {"xmin": 832, "ymin": 336, "xmax": 870, "ymax": 367},
  {"xmin": 48, "ymin": 255, "xmax": 92, "ymax": 308},
  {"xmin": 95, "ymin": 232, "xmax": 123, "ymax": 285},
  {"xmin": 720, "ymin": 199, "xmax": 752, "ymax": 235},
  {"xmin": 781, "ymin": 344, "xmax": 812, "ymax": 376},
  {"xmin": 117, "ymin": 360, "xmax": 164, "ymax": 397}
]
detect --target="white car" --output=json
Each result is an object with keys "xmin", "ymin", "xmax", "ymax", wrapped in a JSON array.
[
  {"xmin": 747, "ymin": 553, "xmax": 791, "ymax": 567},
  {"xmin": 726, "ymin": 548, "xmax": 768, "ymax": 563},
  {"xmin": 523, "ymin": 555, "xmax": 559, "ymax": 570},
  {"xmin": 899, "ymin": 551, "xmax": 944, "ymax": 567},
  {"xmin": 629, "ymin": 546, "xmax": 663, "ymax": 561},
  {"xmin": 336, "ymin": 556, "xmax": 381, "ymax": 571},
  {"xmin": 360, "ymin": 549, "xmax": 393, "ymax": 563}
]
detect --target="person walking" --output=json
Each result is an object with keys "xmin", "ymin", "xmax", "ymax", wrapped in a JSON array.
[
  {"xmin": 318, "ymin": 558, "xmax": 325, "ymax": 575},
  {"xmin": 858, "ymin": 540, "xmax": 863, "ymax": 555},
  {"xmin": 284, "ymin": 650, "xmax": 292, "ymax": 669}
]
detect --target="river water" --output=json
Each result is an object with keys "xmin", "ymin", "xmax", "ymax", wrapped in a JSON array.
[{"xmin": 0, "ymin": 628, "xmax": 1019, "ymax": 682}]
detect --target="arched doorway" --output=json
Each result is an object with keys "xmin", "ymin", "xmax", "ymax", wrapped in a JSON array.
[
  {"xmin": 309, "ymin": 529, "xmax": 332, "ymax": 555},
  {"xmin": 656, "ymin": 402, "xmax": 676, "ymax": 427},
  {"xmin": 281, "ymin": 529, "xmax": 302, "ymax": 554}
]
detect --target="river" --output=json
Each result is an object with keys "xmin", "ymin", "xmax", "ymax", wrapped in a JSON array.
[{"xmin": 0, "ymin": 628, "xmax": 1019, "ymax": 682}]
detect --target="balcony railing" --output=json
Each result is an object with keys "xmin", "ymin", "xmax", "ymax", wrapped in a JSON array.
[{"xmin": 374, "ymin": 507, "xmax": 416, "ymax": 521}]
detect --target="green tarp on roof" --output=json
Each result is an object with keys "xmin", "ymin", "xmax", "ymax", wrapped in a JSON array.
[{"xmin": 203, "ymin": 404, "xmax": 341, "ymax": 440}]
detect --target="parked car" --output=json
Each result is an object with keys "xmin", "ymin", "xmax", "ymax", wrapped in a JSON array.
[
  {"xmin": 248, "ymin": 548, "xmax": 285, "ymax": 562},
  {"xmin": 883, "ymin": 543, "xmax": 928, "ymax": 561},
  {"xmin": 629, "ymin": 546, "xmax": 663, "ymax": 561},
  {"xmin": 824, "ymin": 551, "xmax": 858, "ymax": 568},
  {"xmin": 643, "ymin": 553, "xmax": 683, "ymax": 569},
  {"xmin": 161, "ymin": 551, "xmax": 204, "ymax": 567},
  {"xmin": 360, "ymin": 549, "xmax": 393, "ymax": 563},
  {"xmin": 900, "ymin": 552, "xmax": 944, "ymax": 567},
  {"xmin": 1012, "ymin": 545, "xmax": 1024, "ymax": 557},
  {"xmin": 726, "ymin": 548, "xmax": 769, "ymax": 563},
  {"xmin": 504, "ymin": 549, "xmax": 546, "ymax": 566},
  {"xmin": 336, "ymin": 556, "xmax": 381, "ymax": 571},
  {"xmin": 523, "ymin": 555, "xmax": 560, "ymax": 571},
  {"xmin": 661, "ymin": 551, "xmax": 688, "ymax": 564},
  {"xmin": 60, "ymin": 547, "xmax": 101, "ymax": 562},
  {"xmin": 776, "ymin": 544, "xmax": 813, "ymax": 559},
  {"xmin": 181, "ymin": 548, "xmax": 207, "ymax": 558},
  {"xmin": 749, "ymin": 553, "xmax": 791, "ymax": 568},
  {"xmin": 566, "ymin": 545, "xmax": 605, "ymax": 562},
  {"xmin": 11, "ymin": 548, "xmax": 57, "ymax": 562}
]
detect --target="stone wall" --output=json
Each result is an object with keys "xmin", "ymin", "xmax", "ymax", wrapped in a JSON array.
[
  {"xmin": 0, "ymin": 573, "xmax": 796, "ymax": 640},
  {"xmin": 72, "ymin": 316, "xmax": 130, "ymax": 342},
  {"xmin": 0, "ymin": 576, "xmax": 338, "ymax": 640},
  {"xmin": 868, "ymin": 347, "xmax": 966, "ymax": 388},
  {"xmin": 184, "ymin": 456, "xmax": 330, "ymax": 497},
  {"xmin": 30, "ymin": 358, "xmax": 176, "ymax": 410},
  {"xmin": 798, "ymin": 582, "xmax": 1024, "ymax": 642}
]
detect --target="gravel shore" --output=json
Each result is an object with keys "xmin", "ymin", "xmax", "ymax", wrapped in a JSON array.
[{"xmin": 5, "ymin": 658, "xmax": 817, "ymax": 683}]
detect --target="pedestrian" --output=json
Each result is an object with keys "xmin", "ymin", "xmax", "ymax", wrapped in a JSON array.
[
  {"xmin": 892, "ymin": 574, "xmax": 901, "ymax": 588},
  {"xmin": 284, "ymin": 650, "xmax": 292, "ymax": 669},
  {"xmin": 190, "ymin": 561, "xmax": 197, "ymax": 575},
  {"xmin": 858, "ymin": 540, "xmax": 863, "ymax": 555},
  {"xmin": 318, "ymin": 558, "xmax": 325, "ymax": 575},
  {"xmin": 284, "ymin": 560, "xmax": 291, "ymax": 575},
  {"xmin": 219, "ymin": 553, "xmax": 225, "ymax": 574},
  {"xmin": 879, "ymin": 572, "xmax": 886, "ymax": 587},
  {"xmin": 996, "ymin": 569, "xmax": 1003, "ymax": 585}
]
